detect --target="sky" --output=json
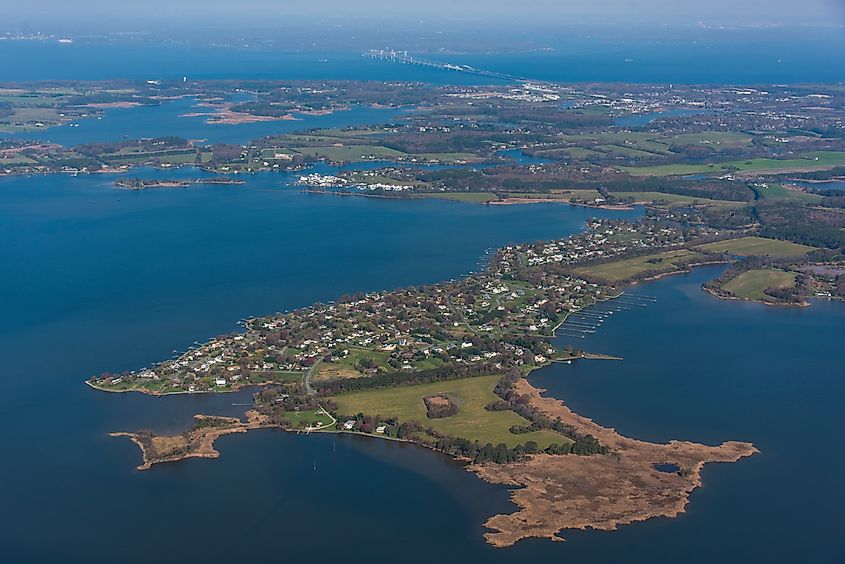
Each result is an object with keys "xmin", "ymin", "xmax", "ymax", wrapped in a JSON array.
[{"xmin": 6, "ymin": 0, "xmax": 845, "ymax": 27}]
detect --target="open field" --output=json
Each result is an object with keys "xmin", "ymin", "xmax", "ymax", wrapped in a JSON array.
[
  {"xmin": 722, "ymin": 269, "xmax": 797, "ymax": 301},
  {"xmin": 695, "ymin": 236, "xmax": 813, "ymax": 257},
  {"xmin": 283, "ymin": 409, "xmax": 332, "ymax": 429},
  {"xmin": 291, "ymin": 145, "xmax": 406, "ymax": 161},
  {"xmin": 574, "ymin": 249, "xmax": 704, "ymax": 283},
  {"xmin": 655, "ymin": 131, "xmax": 753, "ymax": 148},
  {"xmin": 611, "ymin": 191, "xmax": 745, "ymax": 206},
  {"xmin": 331, "ymin": 374, "xmax": 568, "ymax": 448},
  {"xmin": 753, "ymin": 183, "xmax": 824, "ymax": 203},
  {"xmin": 622, "ymin": 152, "xmax": 845, "ymax": 177}
]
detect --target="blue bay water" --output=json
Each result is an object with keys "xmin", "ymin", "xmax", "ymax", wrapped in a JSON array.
[
  {"xmin": 1, "ymin": 44, "xmax": 845, "ymax": 563},
  {"xmin": 0, "ymin": 169, "xmax": 639, "ymax": 563},
  {"xmin": 3, "ymin": 34, "xmax": 845, "ymax": 83},
  {"xmin": 4, "ymin": 97, "xmax": 404, "ymax": 146}
]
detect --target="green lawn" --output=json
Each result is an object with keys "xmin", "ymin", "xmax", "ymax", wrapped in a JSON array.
[
  {"xmin": 623, "ymin": 152, "xmax": 845, "ymax": 177},
  {"xmin": 292, "ymin": 145, "xmax": 406, "ymax": 161},
  {"xmin": 695, "ymin": 236, "xmax": 813, "ymax": 257},
  {"xmin": 284, "ymin": 409, "xmax": 332, "ymax": 429},
  {"xmin": 574, "ymin": 249, "xmax": 704, "ymax": 283},
  {"xmin": 754, "ymin": 183, "xmax": 824, "ymax": 203},
  {"xmin": 331, "ymin": 374, "xmax": 568, "ymax": 448},
  {"xmin": 722, "ymin": 269, "xmax": 797, "ymax": 301},
  {"xmin": 611, "ymin": 191, "xmax": 743, "ymax": 206}
]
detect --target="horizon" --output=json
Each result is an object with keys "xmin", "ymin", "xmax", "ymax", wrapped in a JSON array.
[{"xmin": 5, "ymin": 0, "xmax": 845, "ymax": 41}]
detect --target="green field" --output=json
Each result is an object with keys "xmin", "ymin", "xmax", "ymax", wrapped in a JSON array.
[
  {"xmin": 331, "ymin": 375, "xmax": 568, "ymax": 448},
  {"xmin": 292, "ymin": 145, "xmax": 406, "ymax": 162},
  {"xmin": 695, "ymin": 236, "xmax": 813, "ymax": 257},
  {"xmin": 623, "ymin": 152, "xmax": 845, "ymax": 177},
  {"xmin": 722, "ymin": 269, "xmax": 797, "ymax": 301},
  {"xmin": 754, "ymin": 183, "xmax": 824, "ymax": 203},
  {"xmin": 574, "ymin": 249, "xmax": 704, "ymax": 282},
  {"xmin": 655, "ymin": 131, "xmax": 753, "ymax": 148},
  {"xmin": 611, "ymin": 191, "xmax": 743, "ymax": 206},
  {"xmin": 284, "ymin": 409, "xmax": 332, "ymax": 429}
]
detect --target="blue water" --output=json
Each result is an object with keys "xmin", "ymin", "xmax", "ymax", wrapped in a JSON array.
[
  {"xmin": 530, "ymin": 266, "xmax": 845, "ymax": 562},
  {"xmin": 497, "ymin": 148, "xmax": 551, "ymax": 165},
  {"xmin": 3, "ymin": 97, "xmax": 403, "ymax": 146},
  {"xmin": 3, "ymin": 35, "xmax": 845, "ymax": 83},
  {"xmin": 654, "ymin": 463, "xmax": 681, "ymax": 473},
  {"xmin": 615, "ymin": 108, "xmax": 709, "ymax": 128},
  {"xmin": 794, "ymin": 180, "xmax": 845, "ymax": 192},
  {"xmin": 2, "ymin": 43, "xmax": 845, "ymax": 563}
]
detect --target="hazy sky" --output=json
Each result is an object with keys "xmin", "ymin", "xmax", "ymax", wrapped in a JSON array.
[{"xmin": 7, "ymin": 0, "xmax": 845, "ymax": 27}]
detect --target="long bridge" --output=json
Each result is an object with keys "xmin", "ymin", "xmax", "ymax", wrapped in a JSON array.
[{"xmin": 363, "ymin": 49, "xmax": 526, "ymax": 83}]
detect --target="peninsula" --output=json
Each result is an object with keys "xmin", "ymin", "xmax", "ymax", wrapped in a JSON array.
[{"xmin": 5, "ymin": 76, "xmax": 835, "ymax": 546}]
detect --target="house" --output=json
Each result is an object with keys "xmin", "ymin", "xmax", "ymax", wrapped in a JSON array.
[
  {"xmin": 375, "ymin": 425, "xmax": 387, "ymax": 434},
  {"xmin": 215, "ymin": 378, "xmax": 227, "ymax": 387},
  {"xmin": 343, "ymin": 420, "xmax": 356, "ymax": 430}
]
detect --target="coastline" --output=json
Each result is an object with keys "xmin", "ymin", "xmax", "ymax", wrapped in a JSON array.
[
  {"xmin": 701, "ymin": 284, "xmax": 811, "ymax": 308},
  {"xmin": 471, "ymin": 378, "xmax": 758, "ymax": 547}
]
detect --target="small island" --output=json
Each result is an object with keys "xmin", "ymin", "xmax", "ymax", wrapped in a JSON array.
[{"xmin": 114, "ymin": 177, "xmax": 245, "ymax": 190}]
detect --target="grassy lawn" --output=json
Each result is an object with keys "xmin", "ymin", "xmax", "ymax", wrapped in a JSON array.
[
  {"xmin": 574, "ymin": 249, "xmax": 704, "ymax": 283},
  {"xmin": 722, "ymin": 269, "xmax": 797, "ymax": 301},
  {"xmin": 611, "ymin": 191, "xmax": 743, "ymax": 206},
  {"xmin": 753, "ymin": 183, "xmax": 824, "ymax": 203},
  {"xmin": 331, "ymin": 374, "xmax": 568, "ymax": 448},
  {"xmin": 695, "ymin": 236, "xmax": 813, "ymax": 257},
  {"xmin": 655, "ymin": 131, "xmax": 753, "ymax": 148},
  {"xmin": 284, "ymin": 409, "xmax": 332, "ymax": 429},
  {"xmin": 292, "ymin": 145, "xmax": 406, "ymax": 161},
  {"xmin": 623, "ymin": 152, "xmax": 845, "ymax": 177}
]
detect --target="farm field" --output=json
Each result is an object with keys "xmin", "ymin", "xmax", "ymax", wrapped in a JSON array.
[
  {"xmin": 695, "ymin": 236, "xmax": 813, "ymax": 257},
  {"xmin": 331, "ymin": 374, "xmax": 568, "ymax": 448},
  {"xmin": 574, "ymin": 249, "xmax": 704, "ymax": 283},
  {"xmin": 611, "ymin": 191, "xmax": 744, "ymax": 206},
  {"xmin": 721, "ymin": 268, "xmax": 797, "ymax": 301},
  {"xmin": 622, "ymin": 151, "xmax": 845, "ymax": 177}
]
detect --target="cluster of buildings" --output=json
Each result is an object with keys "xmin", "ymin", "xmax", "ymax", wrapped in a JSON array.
[{"xmin": 498, "ymin": 219, "xmax": 692, "ymax": 270}]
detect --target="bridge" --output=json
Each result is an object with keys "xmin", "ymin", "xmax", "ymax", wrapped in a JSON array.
[{"xmin": 363, "ymin": 49, "xmax": 526, "ymax": 83}]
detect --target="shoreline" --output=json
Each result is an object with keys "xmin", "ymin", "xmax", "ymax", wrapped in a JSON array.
[
  {"xmin": 701, "ymin": 284, "xmax": 811, "ymax": 308},
  {"xmin": 471, "ymin": 378, "xmax": 758, "ymax": 547},
  {"xmin": 302, "ymin": 188, "xmax": 636, "ymax": 210},
  {"xmin": 110, "ymin": 373, "xmax": 757, "ymax": 546}
]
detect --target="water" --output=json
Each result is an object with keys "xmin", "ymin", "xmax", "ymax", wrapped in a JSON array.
[
  {"xmin": 654, "ymin": 463, "xmax": 681, "ymax": 473},
  {"xmin": 3, "ymin": 172, "xmax": 843, "ymax": 563},
  {"xmin": 2, "ymin": 34, "xmax": 845, "ymax": 84},
  {"xmin": 3, "ymin": 43, "xmax": 845, "ymax": 562},
  {"xmin": 0, "ymin": 168, "xmax": 640, "ymax": 562},
  {"xmin": 530, "ymin": 266, "xmax": 845, "ymax": 562},
  {"xmin": 614, "ymin": 108, "xmax": 709, "ymax": 128},
  {"xmin": 793, "ymin": 180, "xmax": 845, "ymax": 192},
  {"xmin": 3, "ymin": 97, "xmax": 404, "ymax": 146},
  {"xmin": 497, "ymin": 148, "xmax": 551, "ymax": 165}
]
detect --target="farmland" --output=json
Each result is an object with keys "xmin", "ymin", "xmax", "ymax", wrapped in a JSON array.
[
  {"xmin": 331, "ymin": 374, "xmax": 568, "ymax": 448},
  {"xmin": 695, "ymin": 236, "xmax": 813, "ymax": 258},
  {"xmin": 574, "ymin": 249, "xmax": 705, "ymax": 283}
]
